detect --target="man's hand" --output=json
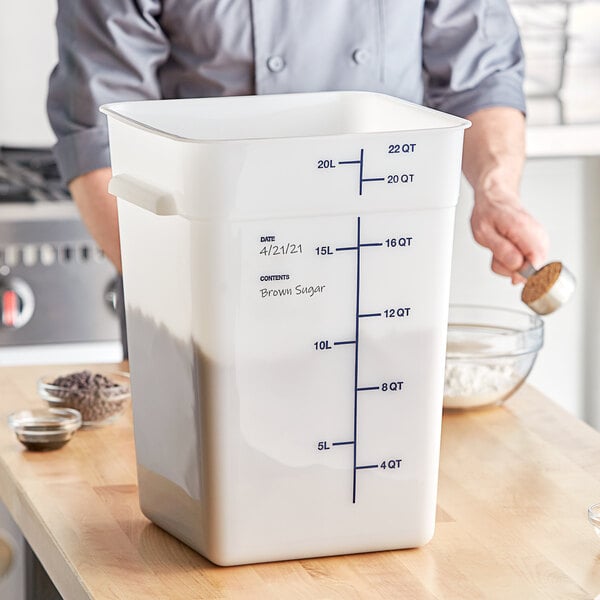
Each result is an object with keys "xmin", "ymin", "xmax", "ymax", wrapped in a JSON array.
[
  {"xmin": 462, "ymin": 107, "xmax": 549, "ymax": 283},
  {"xmin": 470, "ymin": 180, "xmax": 549, "ymax": 284}
]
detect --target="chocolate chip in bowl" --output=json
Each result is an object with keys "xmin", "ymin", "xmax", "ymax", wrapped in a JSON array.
[{"xmin": 38, "ymin": 370, "xmax": 130, "ymax": 427}]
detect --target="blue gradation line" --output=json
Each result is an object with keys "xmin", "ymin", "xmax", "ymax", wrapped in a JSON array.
[
  {"xmin": 352, "ymin": 215, "xmax": 361, "ymax": 503},
  {"xmin": 359, "ymin": 149, "xmax": 364, "ymax": 196}
]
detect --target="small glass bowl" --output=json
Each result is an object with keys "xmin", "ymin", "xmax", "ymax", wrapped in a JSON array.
[
  {"xmin": 38, "ymin": 370, "xmax": 130, "ymax": 427},
  {"xmin": 444, "ymin": 305, "xmax": 544, "ymax": 410},
  {"xmin": 8, "ymin": 408, "xmax": 82, "ymax": 451},
  {"xmin": 588, "ymin": 503, "xmax": 600, "ymax": 538}
]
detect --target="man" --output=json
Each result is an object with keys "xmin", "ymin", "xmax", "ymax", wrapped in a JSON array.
[{"xmin": 48, "ymin": 0, "xmax": 548, "ymax": 282}]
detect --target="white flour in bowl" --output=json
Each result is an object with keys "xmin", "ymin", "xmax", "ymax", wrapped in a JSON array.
[{"xmin": 443, "ymin": 362, "xmax": 521, "ymax": 409}]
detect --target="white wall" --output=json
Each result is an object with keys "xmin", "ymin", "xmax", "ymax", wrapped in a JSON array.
[{"xmin": 0, "ymin": 0, "xmax": 57, "ymax": 146}]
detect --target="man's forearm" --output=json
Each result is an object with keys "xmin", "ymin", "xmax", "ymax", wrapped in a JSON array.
[
  {"xmin": 461, "ymin": 106, "xmax": 548, "ymax": 279},
  {"xmin": 462, "ymin": 106, "xmax": 526, "ymax": 200},
  {"xmin": 68, "ymin": 168, "xmax": 122, "ymax": 273}
]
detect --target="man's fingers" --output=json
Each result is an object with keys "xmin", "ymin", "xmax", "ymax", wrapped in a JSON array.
[
  {"xmin": 491, "ymin": 258, "xmax": 527, "ymax": 284},
  {"xmin": 495, "ymin": 210, "xmax": 549, "ymax": 268},
  {"xmin": 471, "ymin": 220, "xmax": 524, "ymax": 272}
]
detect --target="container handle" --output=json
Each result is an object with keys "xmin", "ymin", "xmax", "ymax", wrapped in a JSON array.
[{"xmin": 108, "ymin": 174, "xmax": 176, "ymax": 216}]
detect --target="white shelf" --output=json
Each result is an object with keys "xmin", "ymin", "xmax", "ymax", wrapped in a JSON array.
[{"xmin": 527, "ymin": 123, "xmax": 600, "ymax": 157}]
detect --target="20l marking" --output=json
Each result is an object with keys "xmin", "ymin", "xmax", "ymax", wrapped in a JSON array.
[{"xmin": 317, "ymin": 159, "xmax": 336, "ymax": 169}]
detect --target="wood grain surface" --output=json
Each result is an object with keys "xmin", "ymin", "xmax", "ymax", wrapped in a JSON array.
[{"xmin": 2, "ymin": 363, "xmax": 600, "ymax": 599}]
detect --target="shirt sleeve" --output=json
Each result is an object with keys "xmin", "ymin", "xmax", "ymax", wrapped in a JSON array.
[
  {"xmin": 422, "ymin": 0, "xmax": 526, "ymax": 118},
  {"xmin": 47, "ymin": 0, "xmax": 169, "ymax": 184}
]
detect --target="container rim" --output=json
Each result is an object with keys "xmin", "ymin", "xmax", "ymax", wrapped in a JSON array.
[{"xmin": 100, "ymin": 90, "xmax": 471, "ymax": 144}]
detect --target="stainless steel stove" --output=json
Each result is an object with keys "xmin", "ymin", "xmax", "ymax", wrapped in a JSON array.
[{"xmin": 0, "ymin": 146, "xmax": 121, "ymax": 349}]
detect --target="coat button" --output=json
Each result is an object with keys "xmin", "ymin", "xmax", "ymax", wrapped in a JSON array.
[
  {"xmin": 352, "ymin": 48, "xmax": 370, "ymax": 65},
  {"xmin": 266, "ymin": 55, "xmax": 286, "ymax": 72}
]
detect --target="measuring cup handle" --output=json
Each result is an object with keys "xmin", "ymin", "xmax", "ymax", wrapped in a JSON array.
[
  {"xmin": 109, "ymin": 174, "xmax": 176, "ymax": 216},
  {"xmin": 519, "ymin": 261, "xmax": 537, "ymax": 279}
]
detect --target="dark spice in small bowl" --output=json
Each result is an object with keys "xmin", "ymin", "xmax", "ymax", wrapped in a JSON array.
[
  {"xmin": 17, "ymin": 424, "xmax": 72, "ymax": 451},
  {"xmin": 8, "ymin": 408, "xmax": 82, "ymax": 451}
]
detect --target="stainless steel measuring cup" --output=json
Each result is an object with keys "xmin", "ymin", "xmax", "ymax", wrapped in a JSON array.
[{"xmin": 519, "ymin": 261, "xmax": 576, "ymax": 315}]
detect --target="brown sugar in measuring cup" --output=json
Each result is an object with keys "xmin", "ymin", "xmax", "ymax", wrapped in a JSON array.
[
  {"xmin": 522, "ymin": 262, "xmax": 562, "ymax": 303},
  {"xmin": 520, "ymin": 261, "xmax": 576, "ymax": 315}
]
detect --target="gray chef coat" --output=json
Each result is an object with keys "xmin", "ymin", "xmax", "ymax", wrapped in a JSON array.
[{"xmin": 47, "ymin": 0, "xmax": 526, "ymax": 185}]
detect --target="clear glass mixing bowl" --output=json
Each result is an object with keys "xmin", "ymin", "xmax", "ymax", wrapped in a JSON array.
[{"xmin": 444, "ymin": 305, "xmax": 544, "ymax": 410}]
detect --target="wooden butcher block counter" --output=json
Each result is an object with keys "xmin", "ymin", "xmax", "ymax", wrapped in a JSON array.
[{"xmin": 2, "ymin": 363, "xmax": 600, "ymax": 599}]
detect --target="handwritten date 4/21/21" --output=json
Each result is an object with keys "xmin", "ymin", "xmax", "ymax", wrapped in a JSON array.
[{"xmin": 259, "ymin": 243, "xmax": 303, "ymax": 257}]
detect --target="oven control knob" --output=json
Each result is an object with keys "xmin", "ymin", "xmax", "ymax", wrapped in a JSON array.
[{"xmin": 0, "ymin": 277, "xmax": 35, "ymax": 329}]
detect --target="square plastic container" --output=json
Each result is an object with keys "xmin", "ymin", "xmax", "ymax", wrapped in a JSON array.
[{"xmin": 102, "ymin": 91, "xmax": 469, "ymax": 565}]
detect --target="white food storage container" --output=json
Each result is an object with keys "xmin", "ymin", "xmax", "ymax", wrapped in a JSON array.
[{"xmin": 102, "ymin": 91, "xmax": 469, "ymax": 566}]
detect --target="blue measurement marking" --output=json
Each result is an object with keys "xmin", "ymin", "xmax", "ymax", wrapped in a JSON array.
[
  {"xmin": 336, "ymin": 246, "xmax": 358, "ymax": 252},
  {"xmin": 358, "ymin": 312, "xmax": 381, "ymax": 318},
  {"xmin": 356, "ymin": 464, "xmax": 379, "ymax": 470},
  {"xmin": 332, "ymin": 441, "xmax": 355, "ymax": 446},
  {"xmin": 334, "ymin": 340, "xmax": 356, "ymax": 346},
  {"xmin": 357, "ymin": 386, "xmax": 380, "ymax": 392},
  {"xmin": 360, "ymin": 242, "xmax": 383, "ymax": 248},
  {"xmin": 352, "ymin": 216, "xmax": 361, "ymax": 503},
  {"xmin": 358, "ymin": 149, "xmax": 364, "ymax": 196},
  {"xmin": 337, "ymin": 149, "xmax": 386, "ymax": 196}
]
